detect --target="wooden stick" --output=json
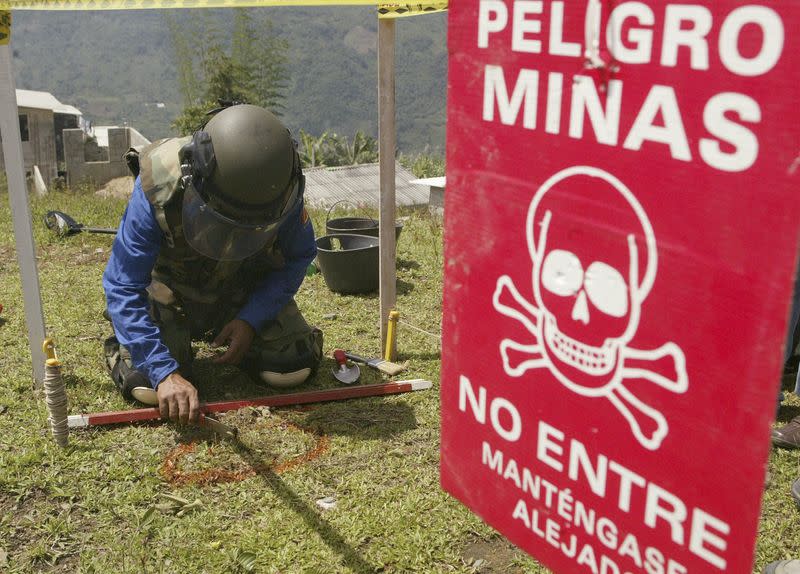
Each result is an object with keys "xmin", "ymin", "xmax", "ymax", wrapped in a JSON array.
[
  {"xmin": 378, "ymin": 18, "xmax": 397, "ymax": 358},
  {"xmin": 67, "ymin": 380, "xmax": 432, "ymax": 429}
]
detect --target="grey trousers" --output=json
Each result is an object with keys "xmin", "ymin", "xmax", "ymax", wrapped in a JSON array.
[
  {"xmin": 106, "ymin": 291, "xmax": 323, "ymax": 394},
  {"xmin": 149, "ymin": 296, "xmax": 324, "ymax": 379}
]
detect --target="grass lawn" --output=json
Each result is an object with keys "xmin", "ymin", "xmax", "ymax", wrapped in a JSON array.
[{"xmin": 0, "ymin": 186, "xmax": 797, "ymax": 573}]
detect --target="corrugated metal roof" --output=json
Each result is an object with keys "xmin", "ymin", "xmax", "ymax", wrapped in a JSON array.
[
  {"xmin": 16, "ymin": 89, "xmax": 82, "ymax": 115},
  {"xmin": 304, "ymin": 162, "xmax": 428, "ymax": 208}
]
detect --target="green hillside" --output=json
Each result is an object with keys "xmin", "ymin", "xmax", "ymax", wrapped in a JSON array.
[{"xmin": 10, "ymin": 8, "xmax": 448, "ymax": 153}]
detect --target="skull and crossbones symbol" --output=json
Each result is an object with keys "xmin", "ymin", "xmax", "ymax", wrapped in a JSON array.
[{"xmin": 493, "ymin": 166, "xmax": 688, "ymax": 450}]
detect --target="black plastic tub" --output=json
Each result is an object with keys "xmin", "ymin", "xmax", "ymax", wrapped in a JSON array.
[
  {"xmin": 325, "ymin": 216, "xmax": 403, "ymax": 241},
  {"xmin": 315, "ymin": 234, "xmax": 380, "ymax": 294}
]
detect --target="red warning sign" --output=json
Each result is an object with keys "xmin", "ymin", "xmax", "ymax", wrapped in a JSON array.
[{"xmin": 440, "ymin": 1, "xmax": 800, "ymax": 572}]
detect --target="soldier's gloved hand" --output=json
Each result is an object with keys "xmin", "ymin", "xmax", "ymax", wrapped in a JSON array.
[
  {"xmin": 157, "ymin": 372, "xmax": 200, "ymax": 424},
  {"xmin": 212, "ymin": 319, "xmax": 256, "ymax": 366}
]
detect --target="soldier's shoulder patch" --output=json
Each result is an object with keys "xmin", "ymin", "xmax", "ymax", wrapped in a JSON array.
[{"xmin": 301, "ymin": 207, "xmax": 310, "ymax": 226}]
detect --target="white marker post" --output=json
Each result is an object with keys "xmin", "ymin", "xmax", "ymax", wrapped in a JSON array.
[{"xmin": 0, "ymin": 21, "xmax": 46, "ymax": 387}]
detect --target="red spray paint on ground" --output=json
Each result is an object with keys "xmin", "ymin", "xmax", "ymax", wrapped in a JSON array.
[{"xmin": 161, "ymin": 420, "xmax": 330, "ymax": 487}]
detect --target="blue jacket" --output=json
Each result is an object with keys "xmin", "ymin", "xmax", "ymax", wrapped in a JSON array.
[{"xmin": 102, "ymin": 177, "xmax": 316, "ymax": 388}]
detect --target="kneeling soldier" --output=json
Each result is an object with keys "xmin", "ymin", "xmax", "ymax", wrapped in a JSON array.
[{"xmin": 103, "ymin": 104, "xmax": 323, "ymax": 423}]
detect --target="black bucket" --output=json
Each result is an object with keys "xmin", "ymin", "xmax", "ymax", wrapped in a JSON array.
[
  {"xmin": 315, "ymin": 234, "xmax": 380, "ymax": 294},
  {"xmin": 325, "ymin": 201, "xmax": 403, "ymax": 241}
]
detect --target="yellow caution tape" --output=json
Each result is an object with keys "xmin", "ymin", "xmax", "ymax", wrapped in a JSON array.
[
  {"xmin": 378, "ymin": 1, "xmax": 446, "ymax": 18},
  {"xmin": 0, "ymin": 0, "xmax": 447, "ymax": 15},
  {"xmin": 0, "ymin": 11, "xmax": 10, "ymax": 44},
  {"xmin": 0, "ymin": 0, "xmax": 389, "ymax": 8}
]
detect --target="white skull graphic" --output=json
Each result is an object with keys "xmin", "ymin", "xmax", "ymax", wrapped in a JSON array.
[
  {"xmin": 493, "ymin": 166, "xmax": 688, "ymax": 450},
  {"xmin": 529, "ymin": 167, "xmax": 656, "ymax": 395}
]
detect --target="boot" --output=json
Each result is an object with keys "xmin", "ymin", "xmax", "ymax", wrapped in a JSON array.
[{"xmin": 103, "ymin": 336, "xmax": 158, "ymax": 405}]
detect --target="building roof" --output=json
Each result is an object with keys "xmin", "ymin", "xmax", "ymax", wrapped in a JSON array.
[
  {"xmin": 410, "ymin": 176, "xmax": 446, "ymax": 188},
  {"xmin": 16, "ymin": 89, "xmax": 82, "ymax": 116},
  {"xmin": 53, "ymin": 104, "xmax": 82, "ymax": 116},
  {"xmin": 304, "ymin": 162, "xmax": 428, "ymax": 208}
]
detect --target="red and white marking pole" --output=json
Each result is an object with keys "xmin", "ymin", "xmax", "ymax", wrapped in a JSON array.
[{"xmin": 68, "ymin": 380, "xmax": 432, "ymax": 429}]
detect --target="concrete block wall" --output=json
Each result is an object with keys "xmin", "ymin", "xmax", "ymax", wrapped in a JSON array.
[
  {"xmin": 0, "ymin": 108, "xmax": 58, "ymax": 189},
  {"xmin": 64, "ymin": 127, "xmax": 132, "ymax": 188},
  {"xmin": 428, "ymin": 186, "xmax": 445, "ymax": 216}
]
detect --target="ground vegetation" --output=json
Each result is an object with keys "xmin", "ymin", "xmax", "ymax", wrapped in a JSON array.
[
  {"xmin": 0, "ymin": 179, "xmax": 796, "ymax": 573},
  {"xmin": 0, "ymin": 181, "xmax": 529, "ymax": 573}
]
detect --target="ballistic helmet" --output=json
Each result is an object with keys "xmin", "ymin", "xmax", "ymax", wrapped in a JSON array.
[{"xmin": 180, "ymin": 104, "xmax": 303, "ymax": 261}]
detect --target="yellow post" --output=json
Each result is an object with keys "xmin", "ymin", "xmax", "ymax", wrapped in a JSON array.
[
  {"xmin": 43, "ymin": 338, "xmax": 60, "ymax": 366},
  {"xmin": 384, "ymin": 310, "xmax": 399, "ymax": 362}
]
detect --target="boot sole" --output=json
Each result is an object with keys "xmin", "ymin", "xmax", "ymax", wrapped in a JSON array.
[{"xmin": 772, "ymin": 435, "xmax": 800, "ymax": 449}]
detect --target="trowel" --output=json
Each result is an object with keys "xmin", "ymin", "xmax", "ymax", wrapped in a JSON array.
[
  {"xmin": 332, "ymin": 349, "xmax": 361, "ymax": 384},
  {"xmin": 44, "ymin": 210, "xmax": 117, "ymax": 237}
]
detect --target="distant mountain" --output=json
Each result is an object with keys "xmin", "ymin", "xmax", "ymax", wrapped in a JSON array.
[{"xmin": 10, "ymin": 8, "xmax": 448, "ymax": 153}]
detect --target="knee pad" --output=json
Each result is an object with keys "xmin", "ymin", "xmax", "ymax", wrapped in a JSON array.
[
  {"xmin": 246, "ymin": 327, "xmax": 324, "ymax": 376},
  {"xmin": 130, "ymin": 386, "xmax": 158, "ymax": 405},
  {"xmin": 259, "ymin": 367, "xmax": 312, "ymax": 389},
  {"xmin": 258, "ymin": 327, "xmax": 322, "ymax": 389}
]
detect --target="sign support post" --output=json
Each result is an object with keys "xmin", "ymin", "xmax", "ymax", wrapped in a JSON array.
[{"xmin": 378, "ymin": 16, "xmax": 397, "ymax": 356}]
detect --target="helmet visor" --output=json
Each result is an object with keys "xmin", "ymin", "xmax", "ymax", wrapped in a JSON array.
[{"xmin": 182, "ymin": 182, "xmax": 292, "ymax": 261}]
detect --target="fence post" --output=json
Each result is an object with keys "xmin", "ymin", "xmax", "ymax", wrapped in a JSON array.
[{"xmin": 0, "ymin": 21, "xmax": 47, "ymax": 387}]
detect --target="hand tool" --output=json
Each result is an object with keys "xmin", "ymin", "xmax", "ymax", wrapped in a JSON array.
[
  {"xmin": 44, "ymin": 210, "xmax": 117, "ymax": 237},
  {"xmin": 331, "ymin": 349, "xmax": 360, "ymax": 384},
  {"xmin": 344, "ymin": 352, "xmax": 406, "ymax": 376},
  {"xmin": 67, "ymin": 380, "xmax": 432, "ymax": 430},
  {"xmin": 199, "ymin": 414, "xmax": 238, "ymax": 439}
]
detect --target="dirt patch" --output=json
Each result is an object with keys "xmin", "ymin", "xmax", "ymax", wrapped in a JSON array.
[
  {"xmin": 463, "ymin": 533, "xmax": 528, "ymax": 573},
  {"xmin": 73, "ymin": 245, "xmax": 109, "ymax": 265},
  {"xmin": 161, "ymin": 415, "xmax": 330, "ymax": 487},
  {"xmin": 0, "ymin": 488, "xmax": 86, "ymax": 572},
  {"xmin": 0, "ymin": 245, "xmax": 16, "ymax": 274},
  {"xmin": 38, "ymin": 244, "xmax": 109, "ymax": 268},
  {"xmin": 95, "ymin": 176, "xmax": 134, "ymax": 200},
  {"xmin": 0, "ymin": 491, "xmax": 20, "ymax": 515}
]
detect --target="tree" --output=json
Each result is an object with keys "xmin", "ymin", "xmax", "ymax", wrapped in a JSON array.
[
  {"xmin": 166, "ymin": 9, "xmax": 289, "ymax": 135},
  {"xmin": 399, "ymin": 149, "xmax": 446, "ymax": 178},
  {"xmin": 297, "ymin": 130, "xmax": 378, "ymax": 168},
  {"xmin": 231, "ymin": 11, "xmax": 289, "ymax": 113},
  {"xmin": 297, "ymin": 129, "xmax": 329, "ymax": 168},
  {"xmin": 335, "ymin": 130, "xmax": 378, "ymax": 165},
  {"xmin": 163, "ymin": 13, "xmax": 199, "ymax": 108}
]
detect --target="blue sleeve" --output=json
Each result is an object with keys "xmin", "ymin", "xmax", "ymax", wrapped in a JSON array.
[
  {"xmin": 236, "ymin": 201, "xmax": 317, "ymax": 331},
  {"xmin": 102, "ymin": 178, "xmax": 179, "ymax": 388}
]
